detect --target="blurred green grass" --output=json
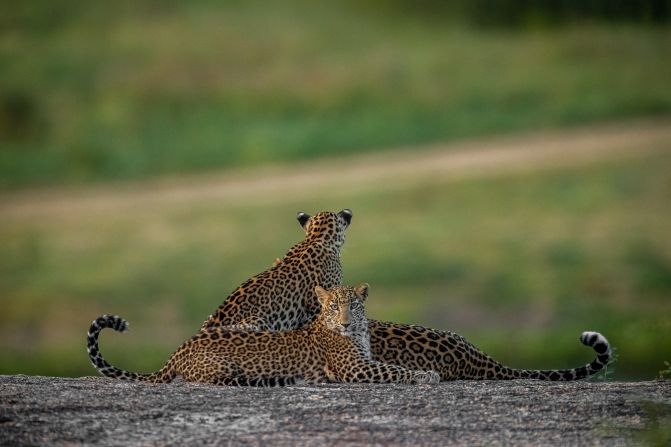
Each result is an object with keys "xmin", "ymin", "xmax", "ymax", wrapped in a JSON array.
[
  {"xmin": 1, "ymin": 1, "xmax": 670, "ymax": 188},
  {"xmin": 1, "ymin": 1, "xmax": 669, "ymax": 381},
  {"xmin": 1, "ymin": 148, "xmax": 669, "ymax": 379}
]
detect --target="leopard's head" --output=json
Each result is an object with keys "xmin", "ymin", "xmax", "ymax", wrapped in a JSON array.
[
  {"xmin": 297, "ymin": 209, "xmax": 352, "ymax": 248},
  {"xmin": 314, "ymin": 283, "xmax": 369, "ymax": 336}
]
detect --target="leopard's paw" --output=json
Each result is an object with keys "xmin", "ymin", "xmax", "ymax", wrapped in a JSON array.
[{"xmin": 414, "ymin": 370, "xmax": 440, "ymax": 384}]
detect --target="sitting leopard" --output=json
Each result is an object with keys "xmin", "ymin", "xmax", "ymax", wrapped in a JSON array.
[
  {"xmin": 87, "ymin": 284, "xmax": 441, "ymax": 386},
  {"xmin": 201, "ymin": 209, "xmax": 612, "ymax": 381},
  {"xmin": 200, "ymin": 209, "xmax": 352, "ymax": 331}
]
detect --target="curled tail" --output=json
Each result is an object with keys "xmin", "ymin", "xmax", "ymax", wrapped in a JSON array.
[
  {"xmin": 87, "ymin": 315, "xmax": 174, "ymax": 383},
  {"xmin": 497, "ymin": 331, "xmax": 612, "ymax": 381}
]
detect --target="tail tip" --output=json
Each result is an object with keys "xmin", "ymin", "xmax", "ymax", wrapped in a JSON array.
[
  {"xmin": 113, "ymin": 315, "xmax": 129, "ymax": 332},
  {"xmin": 580, "ymin": 331, "xmax": 611, "ymax": 355},
  {"xmin": 91, "ymin": 315, "xmax": 130, "ymax": 332}
]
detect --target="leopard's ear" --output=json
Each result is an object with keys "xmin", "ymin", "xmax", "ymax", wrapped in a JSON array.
[
  {"xmin": 297, "ymin": 212, "xmax": 311, "ymax": 228},
  {"xmin": 314, "ymin": 285, "xmax": 331, "ymax": 307},
  {"xmin": 354, "ymin": 283, "xmax": 369, "ymax": 301},
  {"xmin": 338, "ymin": 209, "xmax": 353, "ymax": 225}
]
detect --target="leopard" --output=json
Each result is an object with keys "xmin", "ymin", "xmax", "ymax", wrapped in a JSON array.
[
  {"xmin": 200, "ymin": 209, "xmax": 612, "ymax": 381},
  {"xmin": 368, "ymin": 322, "xmax": 611, "ymax": 381},
  {"xmin": 87, "ymin": 284, "xmax": 441, "ymax": 386},
  {"xmin": 200, "ymin": 209, "xmax": 352, "ymax": 331}
]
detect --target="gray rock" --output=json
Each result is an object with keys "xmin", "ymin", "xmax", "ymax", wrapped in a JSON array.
[{"xmin": 1, "ymin": 375, "xmax": 669, "ymax": 446}]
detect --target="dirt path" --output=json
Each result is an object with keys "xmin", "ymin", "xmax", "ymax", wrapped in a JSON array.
[
  {"xmin": 1, "ymin": 118, "xmax": 670, "ymax": 221},
  {"xmin": 1, "ymin": 375, "xmax": 669, "ymax": 446}
]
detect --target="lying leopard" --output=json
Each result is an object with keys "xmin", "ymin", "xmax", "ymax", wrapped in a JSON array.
[
  {"xmin": 87, "ymin": 284, "xmax": 441, "ymax": 385},
  {"xmin": 200, "ymin": 209, "xmax": 612, "ymax": 381}
]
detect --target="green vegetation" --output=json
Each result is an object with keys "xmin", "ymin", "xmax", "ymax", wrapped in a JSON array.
[
  {"xmin": 591, "ymin": 346, "xmax": 619, "ymax": 382},
  {"xmin": 658, "ymin": 361, "xmax": 671, "ymax": 380},
  {"xmin": 1, "ymin": 149, "xmax": 670, "ymax": 379},
  {"xmin": 1, "ymin": 1, "xmax": 668, "ymax": 381},
  {"xmin": 636, "ymin": 402, "xmax": 671, "ymax": 446},
  {"xmin": 1, "ymin": 1, "xmax": 670, "ymax": 189}
]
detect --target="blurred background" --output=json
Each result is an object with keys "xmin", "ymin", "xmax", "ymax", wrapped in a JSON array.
[{"xmin": 1, "ymin": 0, "xmax": 670, "ymax": 380}]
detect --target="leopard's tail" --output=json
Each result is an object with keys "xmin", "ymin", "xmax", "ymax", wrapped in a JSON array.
[
  {"xmin": 87, "ymin": 315, "xmax": 176, "ymax": 383},
  {"xmin": 494, "ymin": 331, "xmax": 612, "ymax": 381}
]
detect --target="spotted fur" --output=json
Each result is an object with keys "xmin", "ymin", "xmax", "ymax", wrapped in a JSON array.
[
  {"xmin": 369, "ymin": 322, "xmax": 611, "ymax": 380},
  {"xmin": 87, "ymin": 285, "xmax": 441, "ymax": 386},
  {"xmin": 89, "ymin": 208, "xmax": 611, "ymax": 382},
  {"xmin": 200, "ymin": 209, "xmax": 352, "ymax": 331},
  {"xmin": 200, "ymin": 209, "xmax": 612, "ymax": 381}
]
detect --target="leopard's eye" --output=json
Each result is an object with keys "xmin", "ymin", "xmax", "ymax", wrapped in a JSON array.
[{"xmin": 329, "ymin": 303, "xmax": 339, "ymax": 312}]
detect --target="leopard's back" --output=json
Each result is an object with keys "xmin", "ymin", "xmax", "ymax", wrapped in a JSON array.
[
  {"xmin": 201, "ymin": 210, "xmax": 352, "ymax": 331},
  {"xmin": 174, "ymin": 327, "xmax": 327, "ymax": 385}
]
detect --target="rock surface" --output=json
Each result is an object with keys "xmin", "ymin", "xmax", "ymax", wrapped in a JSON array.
[{"xmin": 1, "ymin": 375, "xmax": 669, "ymax": 446}]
